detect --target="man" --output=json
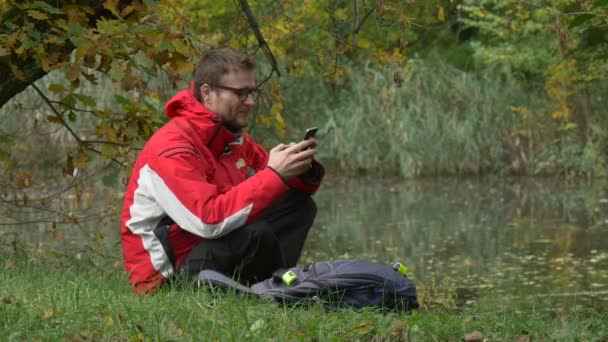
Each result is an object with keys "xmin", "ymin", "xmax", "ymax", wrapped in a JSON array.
[{"xmin": 121, "ymin": 48, "xmax": 324, "ymax": 294}]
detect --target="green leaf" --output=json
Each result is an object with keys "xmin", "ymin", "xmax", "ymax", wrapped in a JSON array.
[
  {"xmin": 73, "ymin": 94, "xmax": 97, "ymax": 107},
  {"xmin": 0, "ymin": 133, "xmax": 12, "ymax": 144},
  {"xmin": 0, "ymin": 148, "xmax": 11, "ymax": 162},
  {"xmin": 68, "ymin": 111, "xmax": 77, "ymax": 122},
  {"xmin": 596, "ymin": 0, "xmax": 608, "ymax": 7},
  {"xmin": 101, "ymin": 145, "xmax": 118, "ymax": 157},
  {"xmin": 569, "ymin": 14, "xmax": 595, "ymax": 29},
  {"xmin": 30, "ymin": 1, "xmax": 64, "ymax": 14},
  {"xmin": 97, "ymin": 19, "xmax": 122, "ymax": 35},
  {"xmin": 155, "ymin": 40, "xmax": 174, "ymax": 52},
  {"xmin": 61, "ymin": 94, "xmax": 77, "ymax": 108},
  {"xmin": 108, "ymin": 65, "xmax": 125, "ymax": 81},
  {"xmin": 102, "ymin": 170, "xmax": 119, "ymax": 187},
  {"xmin": 48, "ymin": 83, "xmax": 66, "ymax": 94},
  {"xmin": 114, "ymin": 95, "xmax": 131, "ymax": 106},
  {"xmin": 27, "ymin": 10, "xmax": 49, "ymax": 20}
]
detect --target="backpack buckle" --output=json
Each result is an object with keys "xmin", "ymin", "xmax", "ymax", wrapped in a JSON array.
[
  {"xmin": 281, "ymin": 271, "xmax": 299, "ymax": 286},
  {"xmin": 392, "ymin": 262, "xmax": 408, "ymax": 276}
]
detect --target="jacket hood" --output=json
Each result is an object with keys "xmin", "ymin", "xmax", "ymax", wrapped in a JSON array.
[
  {"xmin": 164, "ymin": 87, "xmax": 215, "ymax": 120},
  {"xmin": 164, "ymin": 87, "xmax": 240, "ymax": 158}
]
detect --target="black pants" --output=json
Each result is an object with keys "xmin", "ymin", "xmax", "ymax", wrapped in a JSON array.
[{"xmin": 177, "ymin": 189, "xmax": 317, "ymax": 285}]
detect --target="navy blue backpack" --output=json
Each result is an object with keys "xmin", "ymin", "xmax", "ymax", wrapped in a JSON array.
[{"xmin": 198, "ymin": 259, "xmax": 419, "ymax": 311}]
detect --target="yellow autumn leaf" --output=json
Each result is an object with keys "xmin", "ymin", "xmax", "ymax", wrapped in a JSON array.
[
  {"xmin": 105, "ymin": 315, "xmax": 114, "ymax": 327},
  {"xmin": 43, "ymin": 309, "xmax": 54, "ymax": 320},
  {"xmin": 121, "ymin": 5, "xmax": 136, "ymax": 17},
  {"xmin": 274, "ymin": 111, "xmax": 286, "ymax": 133},
  {"xmin": 170, "ymin": 57, "xmax": 195, "ymax": 74},
  {"xmin": 9, "ymin": 63, "xmax": 26, "ymax": 80},
  {"xmin": 335, "ymin": 8, "xmax": 348, "ymax": 21},
  {"xmin": 271, "ymin": 80, "xmax": 284, "ymax": 101},
  {"xmin": 270, "ymin": 102, "xmax": 284, "ymax": 116},
  {"xmin": 27, "ymin": 10, "xmax": 49, "ymax": 20},
  {"xmin": 103, "ymin": 0, "xmax": 121, "ymax": 17},
  {"xmin": 37, "ymin": 48, "xmax": 53, "ymax": 72},
  {"xmin": 48, "ymin": 84, "xmax": 66, "ymax": 94},
  {"xmin": 437, "ymin": 6, "xmax": 445, "ymax": 22},
  {"xmin": 66, "ymin": 64, "xmax": 81, "ymax": 81}
]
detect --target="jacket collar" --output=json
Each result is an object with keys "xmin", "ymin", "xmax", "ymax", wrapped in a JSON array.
[{"xmin": 165, "ymin": 88, "xmax": 240, "ymax": 158}]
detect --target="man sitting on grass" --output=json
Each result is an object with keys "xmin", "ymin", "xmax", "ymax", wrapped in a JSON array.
[{"xmin": 120, "ymin": 48, "xmax": 324, "ymax": 293}]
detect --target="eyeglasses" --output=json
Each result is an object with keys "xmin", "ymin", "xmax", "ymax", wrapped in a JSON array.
[{"xmin": 214, "ymin": 85, "xmax": 260, "ymax": 101}]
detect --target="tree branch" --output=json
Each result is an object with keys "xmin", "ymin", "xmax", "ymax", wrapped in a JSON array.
[
  {"xmin": 353, "ymin": 0, "xmax": 360, "ymax": 50},
  {"xmin": 31, "ymin": 84, "xmax": 126, "ymax": 168},
  {"xmin": 354, "ymin": 4, "xmax": 377, "ymax": 34},
  {"xmin": 239, "ymin": 0, "xmax": 281, "ymax": 85}
]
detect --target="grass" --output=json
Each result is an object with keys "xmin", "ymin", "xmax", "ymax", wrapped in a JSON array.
[
  {"xmin": 1, "ymin": 255, "xmax": 606, "ymax": 341},
  {"xmin": 279, "ymin": 59, "xmax": 608, "ymax": 177}
]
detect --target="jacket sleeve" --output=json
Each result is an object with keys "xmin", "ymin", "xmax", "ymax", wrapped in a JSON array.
[
  {"xmin": 141, "ymin": 150, "xmax": 287, "ymax": 239},
  {"xmin": 247, "ymin": 137, "xmax": 324, "ymax": 195}
]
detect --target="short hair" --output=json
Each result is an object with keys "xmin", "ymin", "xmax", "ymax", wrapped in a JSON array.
[{"xmin": 193, "ymin": 48, "xmax": 255, "ymax": 103}]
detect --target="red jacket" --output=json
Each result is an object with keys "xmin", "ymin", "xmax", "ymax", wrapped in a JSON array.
[{"xmin": 121, "ymin": 89, "xmax": 323, "ymax": 293}]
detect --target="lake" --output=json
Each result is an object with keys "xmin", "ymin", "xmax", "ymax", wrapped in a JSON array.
[{"xmin": 2, "ymin": 175, "xmax": 607, "ymax": 311}]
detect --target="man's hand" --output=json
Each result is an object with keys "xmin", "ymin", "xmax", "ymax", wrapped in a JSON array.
[{"xmin": 267, "ymin": 139, "xmax": 317, "ymax": 180}]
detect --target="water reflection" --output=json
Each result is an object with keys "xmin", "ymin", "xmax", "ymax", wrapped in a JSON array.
[{"xmin": 301, "ymin": 176, "xmax": 608, "ymax": 311}]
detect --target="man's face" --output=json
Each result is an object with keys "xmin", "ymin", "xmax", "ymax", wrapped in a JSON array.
[{"xmin": 201, "ymin": 68, "xmax": 256, "ymax": 132}]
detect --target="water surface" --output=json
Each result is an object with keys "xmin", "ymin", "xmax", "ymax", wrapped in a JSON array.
[
  {"xmin": 2, "ymin": 175, "xmax": 607, "ymax": 311},
  {"xmin": 302, "ymin": 176, "xmax": 608, "ymax": 311}
]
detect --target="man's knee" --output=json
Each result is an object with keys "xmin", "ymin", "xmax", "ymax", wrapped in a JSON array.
[
  {"xmin": 299, "ymin": 195, "xmax": 317, "ymax": 225},
  {"xmin": 277, "ymin": 189, "xmax": 317, "ymax": 220}
]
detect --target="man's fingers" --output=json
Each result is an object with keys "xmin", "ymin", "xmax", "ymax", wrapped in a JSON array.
[
  {"xmin": 271, "ymin": 143, "xmax": 289, "ymax": 152},
  {"xmin": 291, "ymin": 148, "xmax": 316, "ymax": 162},
  {"xmin": 285, "ymin": 139, "xmax": 316, "ymax": 153}
]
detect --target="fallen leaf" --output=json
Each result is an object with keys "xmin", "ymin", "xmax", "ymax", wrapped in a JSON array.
[
  {"xmin": 464, "ymin": 331, "xmax": 483, "ymax": 342},
  {"xmin": 344, "ymin": 322, "xmax": 375, "ymax": 333},
  {"xmin": 43, "ymin": 309, "xmax": 54, "ymax": 320}
]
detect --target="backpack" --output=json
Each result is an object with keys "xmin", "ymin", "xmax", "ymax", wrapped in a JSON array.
[{"xmin": 198, "ymin": 259, "xmax": 419, "ymax": 311}]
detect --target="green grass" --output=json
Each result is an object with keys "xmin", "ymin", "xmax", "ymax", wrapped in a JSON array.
[
  {"xmin": 1, "ymin": 255, "xmax": 606, "ymax": 341},
  {"xmin": 279, "ymin": 59, "xmax": 608, "ymax": 177}
]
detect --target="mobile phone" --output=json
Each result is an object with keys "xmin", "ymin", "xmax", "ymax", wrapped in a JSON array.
[{"xmin": 304, "ymin": 127, "xmax": 318, "ymax": 140}]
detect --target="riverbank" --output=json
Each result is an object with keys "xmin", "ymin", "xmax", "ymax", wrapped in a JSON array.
[{"xmin": 1, "ymin": 255, "xmax": 605, "ymax": 341}]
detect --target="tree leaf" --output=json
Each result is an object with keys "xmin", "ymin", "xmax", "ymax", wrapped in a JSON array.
[
  {"xmin": 437, "ymin": 5, "xmax": 445, "ymax": 22},
  {"xmin": 102, "ymin": 170, "xmax": 119, "ymax": 187},
  {"xmin": 66, "ymin": 63, "xmax": 81, "ymax": 81},
  {"xmin": 103, "ymin": 0, "xmax": 121, "ymax": 18},
  {"xmin": 155, "ymin": 40, "xmax": 174, "ymax": 53},
  {"xmin": 596, "ymin": 0, "xmax": 608, "ymax": 7},
  {"xmin": 48, "ymin": 83, "xmax": 67, "ymax": 94},
  {"xmin": 168, "ymin": 55, "xmax": 194, "ymax": 74},
  {"xmin": 9, "ymin": 63, "xmax": 27, "ymax": 80},
  {"xmin": 0, "ymin": 149, "xmax": 11, "ymax": 162},
  {"xmin": 27, "ymin": 10, "xmax": 49, "ymax": 20},
  {"xmin": 569, "ymin": 14, "xmax": 594, "ymax": 29},
  {"xmin": 101, "ymin": 145, "xmax": 118, "ymax": 157},
  {"xmin": 109, "ymin": 62, "xmax": 126, "ymax": 81},
  {"xmin": 73, "ymin": 94, "xmax": 97, "ymax": 107}
]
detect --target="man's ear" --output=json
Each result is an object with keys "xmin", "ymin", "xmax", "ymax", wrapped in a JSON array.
[{"xmin": 200, "ymin": 84, "xmax": 212, "ymax": 104}]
